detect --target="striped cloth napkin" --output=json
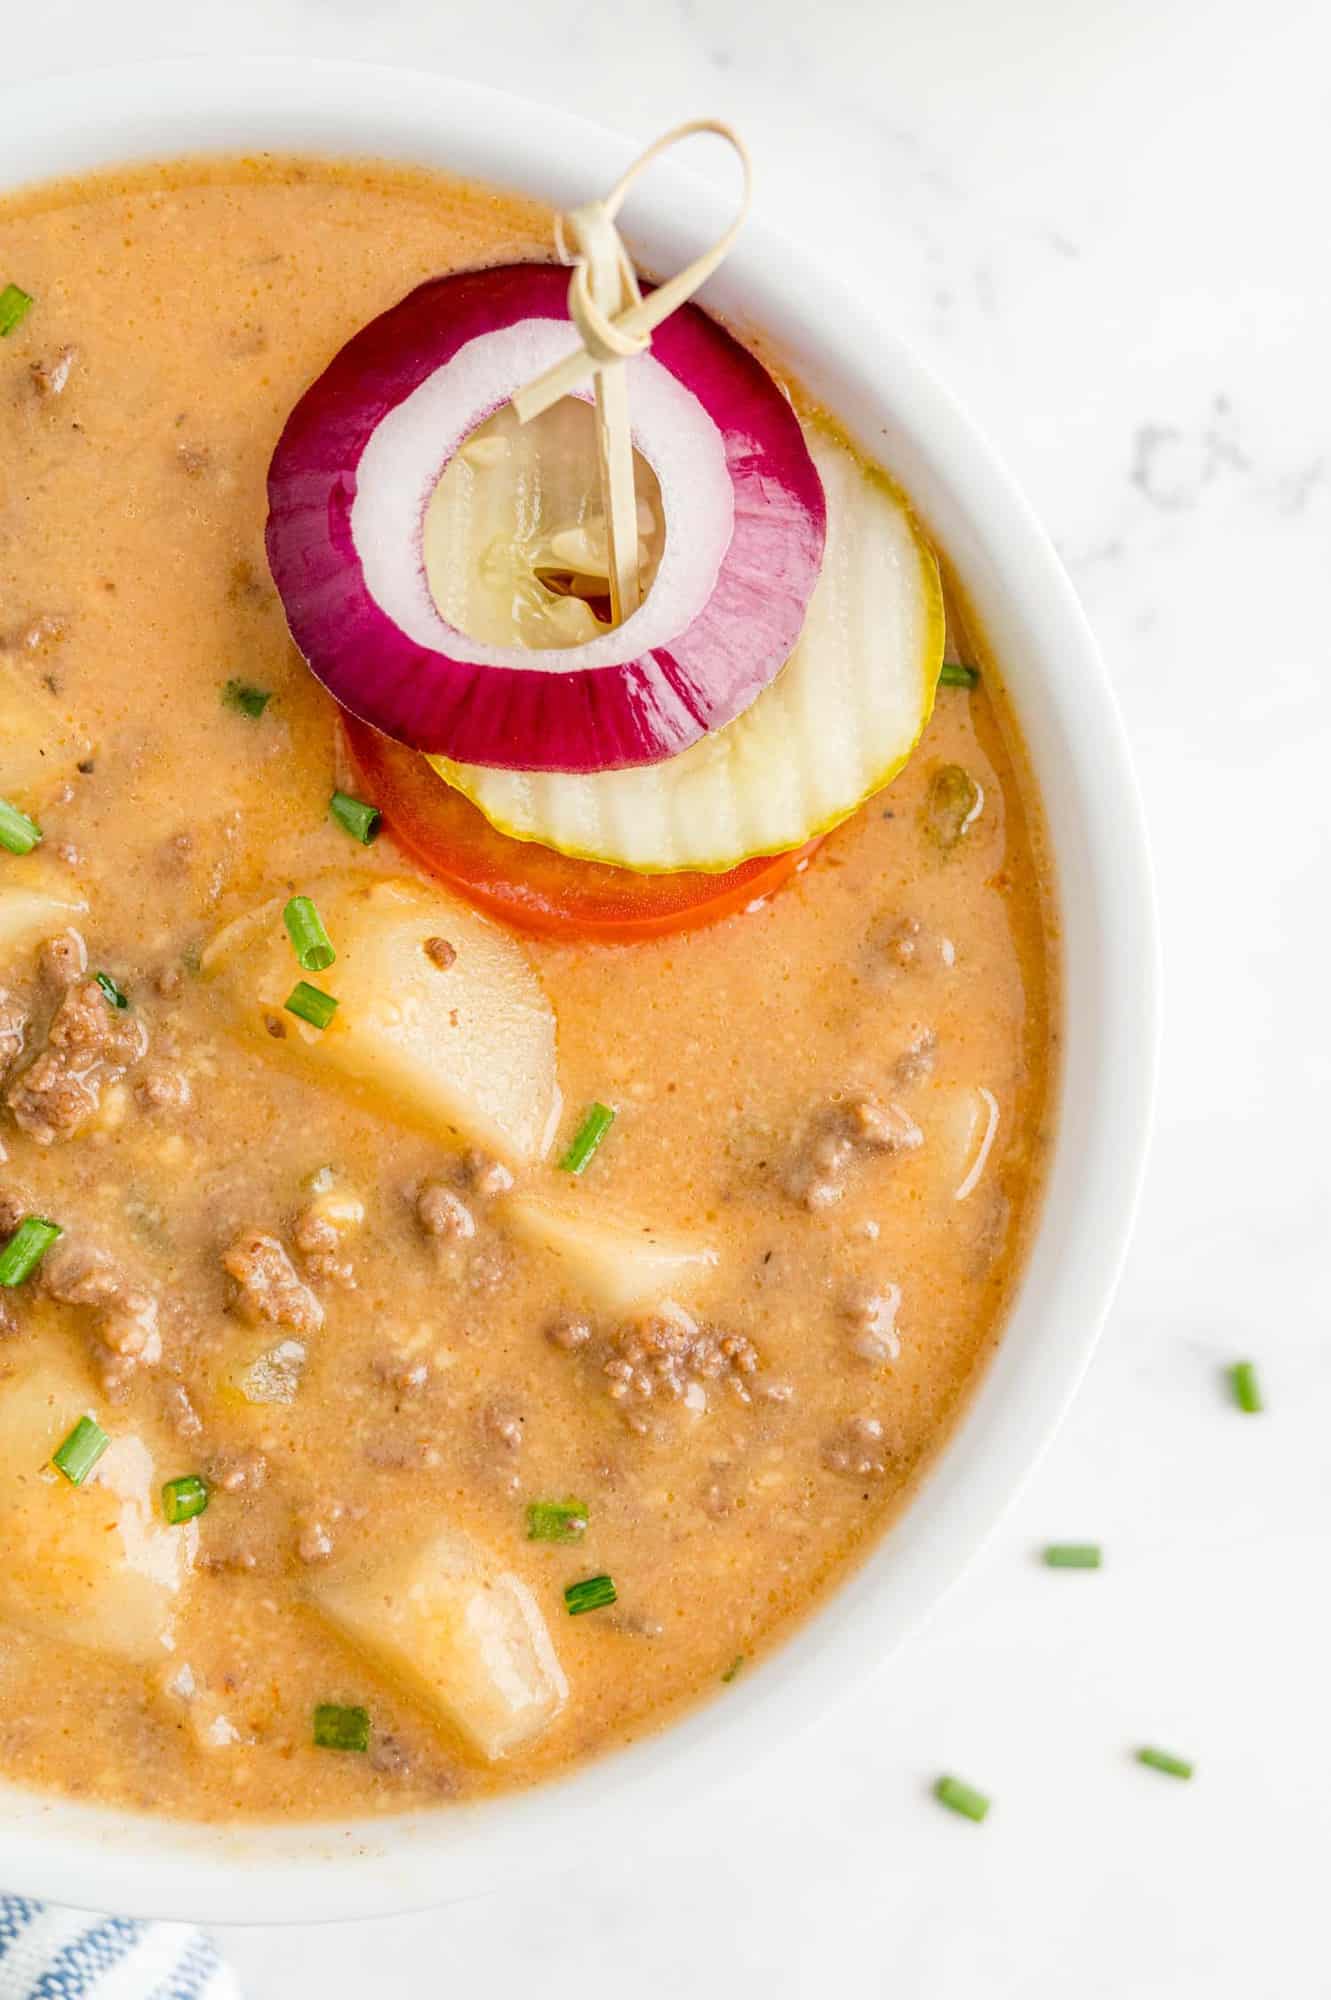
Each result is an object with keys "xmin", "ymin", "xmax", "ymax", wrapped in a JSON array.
[{"xmin": 0, "ymin": 1899, "xmax": 240, "ymax": 1999}]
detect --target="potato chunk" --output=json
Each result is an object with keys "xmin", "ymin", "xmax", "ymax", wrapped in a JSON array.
[
  {"xmin": 505, "ymin": 1195, "xmax": 718, "ymax": 1311},
  {"xmin": 0, "ymin": 1351, "xmax": 194, "ymax": 1665},
  {"xmin": 0, "ymin": 660, "xmax": 86, "ymax": 808},
  {"xmin": 0, "ymin": 871, "xmax": 87, "ymax": 960},
  {"xmin": 312, "ymin": 1526, "xmax": 567, "ymax": 1760},
  {"xmin": 203, "ymin": 873, "xmax": 557, "ymax": 1163}
]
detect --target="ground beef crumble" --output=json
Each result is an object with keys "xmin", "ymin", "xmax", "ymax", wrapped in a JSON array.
[
  {"xmin": 4, "ymin": 933, "xmax": 148, "ymax": 1145},
  {"xmin": 783, "ymin": 1091, "xmax": 923, "ymax": 1211},
  {"xmin": 39, "ymin": 931, "xmax": 86, "ymax": 990},
  {"xmin": 207, "ymin": 1451, "xmax": 268, "ymax": 1495},
  {"xmin": 892, "ymin": 1025, "xmax": 938, "ymax": 1087},
  {"xmin": 822, "ymin": 1415, "xmax": 891, "ymax": 1478},
  {"xmin": 0, "ymin": 993, "xmax": 27, "ymax": 1081},
  {"xmin": 1, "ymin": 612, "xmax": 67, "ymax": 653},
  {"xmin": 548, "ymin": 1300, "xmax": 787, "ymax": 1432},
  {"xmin": 544, "ymin": 1309, "xmax": 592, "ymax": 1352},
  {"xmin": 415, "ymin": 1182, "xmax": 475, "ymax": 1241},
  {"xmin": 135, "ymin": 1064, "xmax": 191, "ymax": 1113},
  {"xmin": 292, "ymin": 1188, "xmax": 363, "ymax": 1288},
  {"xmin": 840, "ymin": 1281, "xmax": 903, "ymax": 1363},
  {"xmin": 462, "ymin": 1149, "xmax": 514, "ymax": 1199},
  {"xmin": 481, "ymin": 1399, "xmax": 525, "ymax": 1451},
  {"xmin": 40, "ymin": 1238, "xmax": 163, "ymax": 1398},
  {"xmin": 221, "ymin": 1231, "xmax": 324, "ymax": 1335}
]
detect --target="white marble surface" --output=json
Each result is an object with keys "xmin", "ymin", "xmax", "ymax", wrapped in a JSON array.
[{"xmin": 4, "ymin": 1, "xmax": 1329, "ymax": 1992}]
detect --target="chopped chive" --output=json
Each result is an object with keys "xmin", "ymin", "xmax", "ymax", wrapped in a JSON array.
[
  {"xmin": 938, "ymin": 661, "xmax": 979, "ymax": 689},
  {"xmin": 1229, "ymin": 1360, "xmax": 1262, "ymax": 1413},
  {"xmin": 283, "ymin": 895, "xmax": 336, "ymax": 973},
  {"xmin": 527, "ymin": 1498, "xmax": 589, "ymax": 1544},
  {"xmin": 721, "ymin": 1655, "xmax": 745, "ymax": 1684},
  {"xmin": 559, "ymin": 1102, "xmax": 616, "ymax": 1175},
  {"xmin": 0, "ymin": 284, "xmax": 33, "ymax": 337},
  {"xmin": 52, "ymin": 1414, "xmax": 109, "ymax": 1486},
  {"xmin": 94, "ymin": 971, "xmax": 129, "ymax": 1010},
  {"xmin": 564, "ymin": 1573, "xmax": 617, "ymax": 1616},
  {"xmin": 1137, "ymin": 1746, "xmax": 1194, "ymax": 1781},
  {"xmin": 285, "ymin": 981, "xmax": 338, "ymax": 1031},
  {"xmin": 313, "ymin": 1703, "xmax": 371, "ymax": 1752},
  {"xmin": 0, "ymin": 797, "xmax": 42, "ymax": 856},
  {"xmin": 1043, "ymin": 1543, "xmax": 1102, "ymax": 1569},
  {"xmin": 934, "ymin": 1774, "xmax": 990, "ymax": 1822},
  {"xmin": 330, "ymin": 791, "xmax": 381, "ymax": 845},
  {"xmin": 0, "ymin": 1216, "xmax": 61, "ymax": 1287},
  {"xmin": 161, "ymin": 1474, "xmax": 209, "ymax": 1525},
  {"xmin": 222, "ymin": 678, "xmax": 272, "ymax": 719}
]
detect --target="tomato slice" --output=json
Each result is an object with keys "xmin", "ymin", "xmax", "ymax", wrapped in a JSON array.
[{"xmin": 342, "ymin": 717, "xmax": 818, "ymax": 943}]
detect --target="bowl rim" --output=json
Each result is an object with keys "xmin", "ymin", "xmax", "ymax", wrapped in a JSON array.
[{"xmin": 0, "ymin": 56, "xmax": 1158, "ymax": 1926}]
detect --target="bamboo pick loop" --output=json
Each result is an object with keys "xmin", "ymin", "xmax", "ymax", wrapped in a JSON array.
[{"xmin": 510, "ymin": 120, "xmax": 753, "ymax": 626}]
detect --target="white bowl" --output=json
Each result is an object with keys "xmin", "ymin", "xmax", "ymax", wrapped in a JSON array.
[{"xmin": 0, "ymin": 58, "xmax": 1157, "ymax": 1924}]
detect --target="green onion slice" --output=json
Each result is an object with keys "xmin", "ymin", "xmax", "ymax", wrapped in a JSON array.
[
  {"xmin": 559, "ymin": 1102, "xmax": 616, "ymax": 1176},
  {"xmin": 285, "ymin": 981, "xmax": 338, "ymax": 1031},
  {"xmin": 564, "ymin": 1573, "xmax": 617, "ymax": 1616},
  {"xmin": 721, "ymin": 1655, "xmax": 745, "ymax": 1684},
  {"xmin": 0, "ymin": 284, "xmax": 33, "ymax": 337},
  {"xmin": 934, "ymin": 1774, "xmax": 990, "ymax": 1822},
  {"xmin": 330, "ymin": 791, "xmax": 382, "ymax": 845},
  {"xmin": 313, "ymin": 1703, "xmax": 371, "ymax": 1752},
  {"xmin": 1229, "ymin": 1360, "xmax": 1262, "ymax": 1413},
  {"xmin": 0, "ymin": 798, "xmax": 42, "ymax": 856},
  {"xmin": 161, "ymin": 1474, "xmax": 209, "ymax": 1525},
  {"xmin": 222, "ymin": 678, "xmax": 272, "ymax": 719},
  {"xmin": 52, "ymin": 1414, "xmax": 109, "ymax": 1486},
  {"xmin": 94, "ymin": 971, "xmax": 129, "ymax": 1010},
  {"xmin": 527, "ymin": 1499, "xmax": 588, "ymax": 1544},
  {"xmin": 1137, "ymin": 1746, "xmax": 1194, "ymax": 1780},
  {"xmin": 938, "ymin": 662, "xmax": 979, "ymax": 689},
  {"xmin": 283, "ymin": 896, "xmax": 336, "ymax": 973},
  {"xmin": 0, "ymin": 1215, "xmax": 61, "ymax": 1287},
  {"xmin": 1043, "ymin": 1543, "xmax": 1102, "ymax": 1569}
]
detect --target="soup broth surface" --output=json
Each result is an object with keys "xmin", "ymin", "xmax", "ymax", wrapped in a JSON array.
[{"xmin": 0, "ymin": 157, "xmax": 1057, "ymax": 1820}]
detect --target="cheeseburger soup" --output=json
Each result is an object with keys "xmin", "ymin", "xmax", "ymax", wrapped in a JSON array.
[{"xmin": 0, "ymin": 156, "xmax": 1056, "ymax": 1820}]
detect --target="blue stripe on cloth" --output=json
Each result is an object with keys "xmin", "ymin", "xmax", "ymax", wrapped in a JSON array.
[
  {"xmin": 26, "ymin": 1917, "xmax": 142, "ymax": 1999},
  {"xmin": 0, "ymin": 1903, "xmax": 42, "ymax": 1962},
  {"xmin": 146, "ymin": 1929, "xmax": 222, "ymax": 2000}
]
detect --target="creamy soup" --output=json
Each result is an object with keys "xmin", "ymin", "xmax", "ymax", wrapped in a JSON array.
[{"xmin": 0, "ymin": 157, "xmax": 1057, "ymax": 1820}]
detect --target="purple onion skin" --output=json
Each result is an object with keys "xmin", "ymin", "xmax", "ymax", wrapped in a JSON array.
[{"xmin": 265, "ymin": 264, "xmax": 826, "ymax": 773}]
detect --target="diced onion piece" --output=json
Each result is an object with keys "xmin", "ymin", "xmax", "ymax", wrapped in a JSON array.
[
  {"xmin": 432, "ymin": 423, "xmax": 943, "ymax": 871},
  {"xmin": 929, "ymin": 1085, "xmax": 1001, "ymax": 1202},
  {"xmin": 232, "ymin": 1339, "xmax": 307, "ymax": 1407}
]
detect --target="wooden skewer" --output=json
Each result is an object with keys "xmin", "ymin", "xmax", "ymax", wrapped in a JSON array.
[
  {"xmin": 595, "ymin": 364, "xmax": 640, "ymax": 625},
  {"xmin": 560, "ymin": 196, "xmax": 645, "ymax": 622},
  {"xmin": 510, "ymin": 120, "xmax": 753, "ymax": 630}
]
